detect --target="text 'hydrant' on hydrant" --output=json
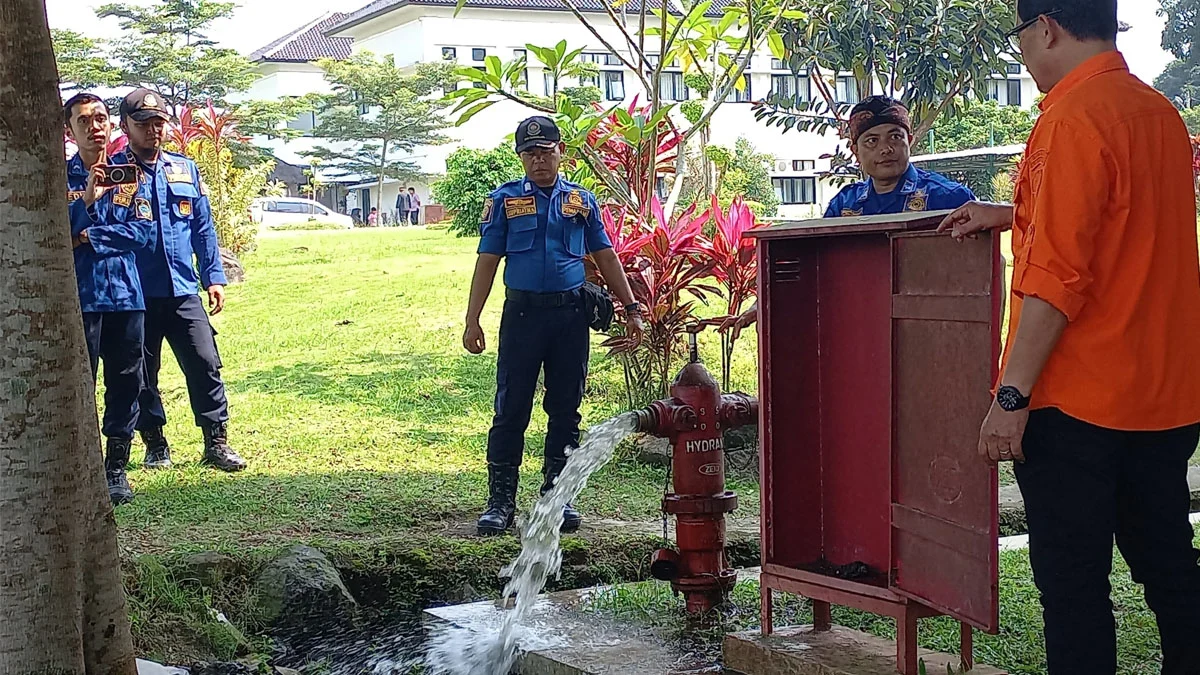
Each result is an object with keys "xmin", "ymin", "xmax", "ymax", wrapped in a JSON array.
[{"xmin": 633, "ymin": 329, "xmax": 758, "ymax": 614}]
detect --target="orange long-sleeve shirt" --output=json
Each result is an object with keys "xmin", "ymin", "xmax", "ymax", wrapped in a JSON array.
[{"xmin": 1004, "ymin": 51, "xmax": 1200, "ymax": 431}]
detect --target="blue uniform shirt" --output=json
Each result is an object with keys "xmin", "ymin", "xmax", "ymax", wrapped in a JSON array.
[
  {"xmin": 66, "ymin": 154, "xmax": 156, "ymax": 313},
  {"xmin": 824, "ymin": 164, "xmax": 975, "ymax": 218},
  {"xmin": 130, "ymin": 150, "xmax": 228, "ymax": 299},
  {"xmin": 478, "ymin": 177, "xmax": 613, "ymax": 293}
]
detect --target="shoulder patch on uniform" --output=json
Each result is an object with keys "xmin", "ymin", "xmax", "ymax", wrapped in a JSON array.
[
  {"xmin": 135, "ymin": 198, "xmax": 152, "ymax": 220},
  {"xmin": 562, "ymin": 189, "xmax": 590, "ymax": 218},
  {"xmin": 481, "ymin": 197, "xmax": 494, "ymax": 223},
  {"xmin": 504, "ymin": 196, "xmax": 537, "ymax": 218},
  {"xmin": 200, "ymin": 178, "xmax": 209, "ymax": 196}
]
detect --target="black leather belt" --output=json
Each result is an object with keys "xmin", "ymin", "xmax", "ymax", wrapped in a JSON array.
[{"xmin": 506, "ymin": 288, "xmax": 581, "ymax": 308}]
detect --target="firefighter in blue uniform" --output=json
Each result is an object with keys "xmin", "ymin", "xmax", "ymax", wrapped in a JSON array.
[
  {"xmin": 118, "ymin": 89, "xmax": 247, "ymax": 473},
  {"xmin": 63, "ymin": 92, "xmax": 157, "ymax": 505},
  {"xmin": 463, "ymin": 116, "xmax": 645, "ymax": 536},
  {"xmin": 723, "ymin": 96, "xmax": 976, "ymax": 336}
]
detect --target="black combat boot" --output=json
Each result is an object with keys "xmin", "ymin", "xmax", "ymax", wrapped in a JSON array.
[
  {"xmin": 140, "ymin": 427, "xmax": 173, "ymax": 470},
  {"xmin": 542, "ymin": 457, "xmax": 582, "ymax": 533},
  {"xmin": 201, "ymin": 422, "xmax": 247, "ymax": 472},
  {"xmin": 477, "ymin": 463, "xmax": 519, "ymax": 536},
  {"xmin": 105, "ymin": 438, "xmax": 135, "ymax": 506}
]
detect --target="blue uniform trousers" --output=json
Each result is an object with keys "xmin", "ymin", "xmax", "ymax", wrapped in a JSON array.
[
  {"xmin": 137, "ymin": 295, "xmax": 228, "ymax": 430},
  {"xmin": 83, "ymin": 311, "xmax": 145, "ymax": 440},
  {"xmin": 486, "ymin": 290, "xmax": 590, "ymax": 468}
]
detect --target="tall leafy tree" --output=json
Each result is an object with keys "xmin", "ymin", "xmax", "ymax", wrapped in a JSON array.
[
  {"xmin": 1158, "ymin": 0, "xmax": 1200, "ymax": 106},
  {"xmin": 754, "ymin": 0, "xmax": 1014, "ymax": 140},
  {"xmin": 1, "ymin": 1, "xmax": 137, "ymax": 672},
  {"xmin": 308, "ymin": 54, "xmax": 456, "ymax": 205},
  {"xmin": 95, "ymin": 0, "xmax": 256, "ymax": 114},
  {"xmin": 50, "ymin": 28, "xmax": 122, "ymax": 90}
]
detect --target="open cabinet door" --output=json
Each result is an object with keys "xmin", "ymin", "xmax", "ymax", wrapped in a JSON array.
[{"xmin": 888, "ymin": 230, "xmax": 1002, "ymax": 633}]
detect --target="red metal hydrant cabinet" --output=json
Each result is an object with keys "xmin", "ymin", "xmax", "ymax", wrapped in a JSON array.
[
  {"xmin": 747, "ymin": 211, "xmax": 1005, "ymax": 675},
  {"xmin": 635, "ymin": 348, "xmax": 758, "ymax": 614}
]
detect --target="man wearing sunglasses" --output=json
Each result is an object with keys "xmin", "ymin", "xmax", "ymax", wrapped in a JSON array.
[{"xmin": 940, "ymin": 1, "xmax": 1200, "ymax": 672}]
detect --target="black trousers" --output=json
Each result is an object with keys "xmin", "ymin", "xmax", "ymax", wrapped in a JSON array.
[
  {"xmin": 82, "ymin": 311, "xmax": 144, "ymax": 440},
  {"xmin": 137, "ymin": 294, "xmax": 228, "ymax": 430},
  {"xmin": 1016, "ymin": 408, "xmax": 1200, "ymax": 674},
  {"xmin": 485, "ymin": 295, "xmax": 589, "ymax": 469}
]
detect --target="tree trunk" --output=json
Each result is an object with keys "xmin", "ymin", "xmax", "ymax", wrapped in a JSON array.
[
  {"xmin": 378, "ymin": 138, "xmax": 389, "ymax": 223},
  {"xmin": 0, "ymin": 2, "xmax": 138, "ymax": 675}
]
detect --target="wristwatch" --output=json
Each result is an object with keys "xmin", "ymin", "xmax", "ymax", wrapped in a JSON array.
[
  {"xmin": 996, "ymin": 385, "xmax": 1031, "ymax": 412},
  {"xmin": 624, "ymin": 302, "xmax": 642, "ymax": 314}
]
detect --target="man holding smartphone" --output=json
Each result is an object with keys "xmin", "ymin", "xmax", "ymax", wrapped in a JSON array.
[
  {"xmin": 119, "ymin": 89, "xmax": 247, "ymax": 473},
  {"xmin": 63, "ymin": 92, "xmax": 157, "ymax": 505}
]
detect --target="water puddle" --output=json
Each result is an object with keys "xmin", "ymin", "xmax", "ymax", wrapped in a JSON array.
[{"xmin": 424, "ymin": 413, "xmax": 637, "ymax": 675}]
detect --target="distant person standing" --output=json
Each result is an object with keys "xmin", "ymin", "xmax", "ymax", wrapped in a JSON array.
[
  {"xmin": 463, "ymin": 116, "xmax": 644, "ymax": 536},
  {"xmin": 395, "ymin": 188, "xmax": 410, "ymax": 226},
  {"xmin": 407, "ymin": 187, "xmax": 421, "ymax": 226},
  {"xmin": 941, "ymin": 1, "xmax": 1200, "ymax": 671},
  {"xmin": 368, "ymin": 207, "xmax": 379, "ymax": 227},
  {"xmin": 120, "ymin": 88, "xmax": 248, "ymax": 474}
]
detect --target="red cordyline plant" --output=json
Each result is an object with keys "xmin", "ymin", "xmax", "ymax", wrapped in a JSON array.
[
  {"xmin": 166, "ymin": 102, "xmax": 248, "ymax": 153},
  {"xmin": 601, "ymin": 197, "xmax": 718, "ymax": 405},
  {"xmin": 588, "ymin": 97, "xmax": 682, "ymax": 211},
  {"xmin": 695, "ymin": 195, "xmax": 767, "ymax": 390}
]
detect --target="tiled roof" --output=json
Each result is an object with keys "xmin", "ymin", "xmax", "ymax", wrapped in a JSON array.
[
  {"xmin": 249, "ymin": 13, "xmax": 354, "ymax": 63},
  {"xmin": 328, "ymin": 0, "xmax": 732, "ymax": 35}
]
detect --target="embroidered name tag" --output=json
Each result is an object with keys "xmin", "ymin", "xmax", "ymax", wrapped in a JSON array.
[
  {"xmin": 114, "ymin": 193, "xmax": 133, "ymax": 207},
  {"xmin": 504, "ymin": 196, "xmax": 537, "ymax": 218},
  {"xmin": 561, "ymin": 190, "xmax": 590, "ymax": 218},
  {"xmin": 481, "ymin": 197, "xmax": 494, "ymax": 223},
  {"xmin": 67, "ymin": 190, "xmax": 85, "ymax": 203}
]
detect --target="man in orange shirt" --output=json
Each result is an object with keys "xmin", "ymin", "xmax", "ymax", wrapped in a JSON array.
[{"xmin": 940, "ymin": 1, "xmax": 1200, "ymax": 672}]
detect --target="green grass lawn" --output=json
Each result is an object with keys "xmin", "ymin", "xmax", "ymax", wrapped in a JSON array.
[{"xmin": 116, "ymin": 228, "xmax": 760, "ymax": 554}]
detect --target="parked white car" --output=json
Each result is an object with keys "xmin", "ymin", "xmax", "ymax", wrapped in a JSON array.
[{"xmin": 251, "ymin": 197, "xmax": 354, "ymax": 230}]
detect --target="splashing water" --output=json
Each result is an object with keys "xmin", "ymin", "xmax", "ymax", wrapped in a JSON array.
[{"xmin": 425, "ymin": 413, "xmax": 638, "ymax": 675}]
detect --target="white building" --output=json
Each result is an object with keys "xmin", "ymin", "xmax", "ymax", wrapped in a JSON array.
[{"xmin": 245, "ymin": 0, "xmax": 1038, "ymax": 220}]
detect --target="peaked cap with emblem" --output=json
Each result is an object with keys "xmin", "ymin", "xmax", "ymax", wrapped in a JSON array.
[
  {"xmin": 120, "ymin": 88, "xmax": 171, "ymax": 122},
  {"xmin": 515, "ymin": 116, "xmax": 561, "ymax": 153}
]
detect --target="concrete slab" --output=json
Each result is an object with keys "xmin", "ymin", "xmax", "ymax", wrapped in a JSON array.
[
  {"xmin": 425, "ymin": 587, "xmax": 722, "ymax": 675},
  {"xmin": 724, "ymin": 626, "xmax": 1007, "ymax": 675}
]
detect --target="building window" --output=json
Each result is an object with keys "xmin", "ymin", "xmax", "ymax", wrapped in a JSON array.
[
  {"xmin": 351, "ymin": 91, "xmax": 369, "ymax": 116},
  {"xmin": 582, "ymin": 51, "xmax": 622, "ymax": 66},
  {"xmin": 287, "ymin": 111, "xmax": 316, "ymax": 132},
  {"xmin": 1006, "ymin": 62, "xmax": 1022, "ymax": 75},
  {"xmin": 725, "ymin": 70, "xmax": 752, "ymax": 102},
  {"xmin": 773, "ymin": 177, "xmax": 817, "ymax": 205},
  {"xmin": 603, "ymin": 70, "xmax": 625, "ymax": 101},
  {"xmin": 770, "ymin": 74, "xmax": 810, "ymax": 105},
  {"xmin": 544, "ymin": 71, "xmax": 555, "ymax": 97},
  {"xmin": 473, "ymin": 66, "xmax": 486, "ymax": 89},
  {"xmin": 771, "ymin": 57, "xmax": 786, "ymax": 70},
  {"xmin": 472, "ymin": 48, "xmax": 487, "ymax": 62},
  {"xmin": 791, "ymin": 159, "xmax": 815, "ymax": 171},
  {"xmin": 513, "ymin": 49, "xmax": 529, "ymax": 89},
  {"xmin": 986, "ymin": 78, "xmax": 1022, "ymax": 107},
  {"xmin": 835, "ymin": 75, "xmax": 859, "ymax": 105},
  {"xmin": 659, "ymin": 71, "xmax": 689, "ymax": 101},
  {"xmin": 442, "ymin": 47, "xmax": 456, "ymax": 61}
]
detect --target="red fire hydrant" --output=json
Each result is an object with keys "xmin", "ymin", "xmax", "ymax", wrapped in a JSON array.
[{"xmin": 634, "ymin": 331, "xmax": 758, "ymax": 614}]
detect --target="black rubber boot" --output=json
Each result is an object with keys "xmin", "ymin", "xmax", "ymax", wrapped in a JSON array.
[
  {"xmin": 140, "ymin": 427, "xmax": 173, "ymax": 470},
  {"xmin": 542, "ymin": 457, "xmax": 582, "ymax": 533},
  {"xmin": 201, "ymin": 422, "xmax": 247, "ymax": 472},
  {"xmin": 477, "ymin": 463, "xmax": 519, "ymax": 536},
  {"xmin": 105, "ymin": 438, "xmax": 134, "ymax": 506}
]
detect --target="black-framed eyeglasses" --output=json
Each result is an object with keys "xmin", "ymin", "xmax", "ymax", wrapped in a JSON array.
[{"xmin": 1007, "ymin": 9, "xmax": 1063, "ymax": 52}]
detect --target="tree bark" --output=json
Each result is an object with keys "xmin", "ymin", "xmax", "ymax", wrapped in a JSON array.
[{"xmin": 0, "ymin": 2, "xmax": 138, "ymax": 674}]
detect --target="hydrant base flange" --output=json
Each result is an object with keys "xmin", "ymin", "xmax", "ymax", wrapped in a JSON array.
[{"xmin": 663, "ymin": 491, "xmax": 738, "ymax": 515}]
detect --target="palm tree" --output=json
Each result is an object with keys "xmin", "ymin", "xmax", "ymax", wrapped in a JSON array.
[{"xmin": 0, "ymin": 2, "xmax": 137, "ymax": 673}]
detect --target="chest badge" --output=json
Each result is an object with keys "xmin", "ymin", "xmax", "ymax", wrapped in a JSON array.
[
  {"xmin": 135, "ymin": 198, "xmax": 153, "ymax": 220},
  {"xmin": 178, "ymin": 199, "xmax": 193, "ymax": 217},
  {"xmin": 905, "ymin": 189, "xmax": 927, "ymax": 212},
  {"xmin": 562, "ymin": 190, "xmax": 590, "ymax": 218},
  {"xmin": 504, "ymin": 196, "xmax": 537, "ymax": 218},
  {"xmin": 841, "ymin": 208, "xmax": 863, "ymax": 217}
]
